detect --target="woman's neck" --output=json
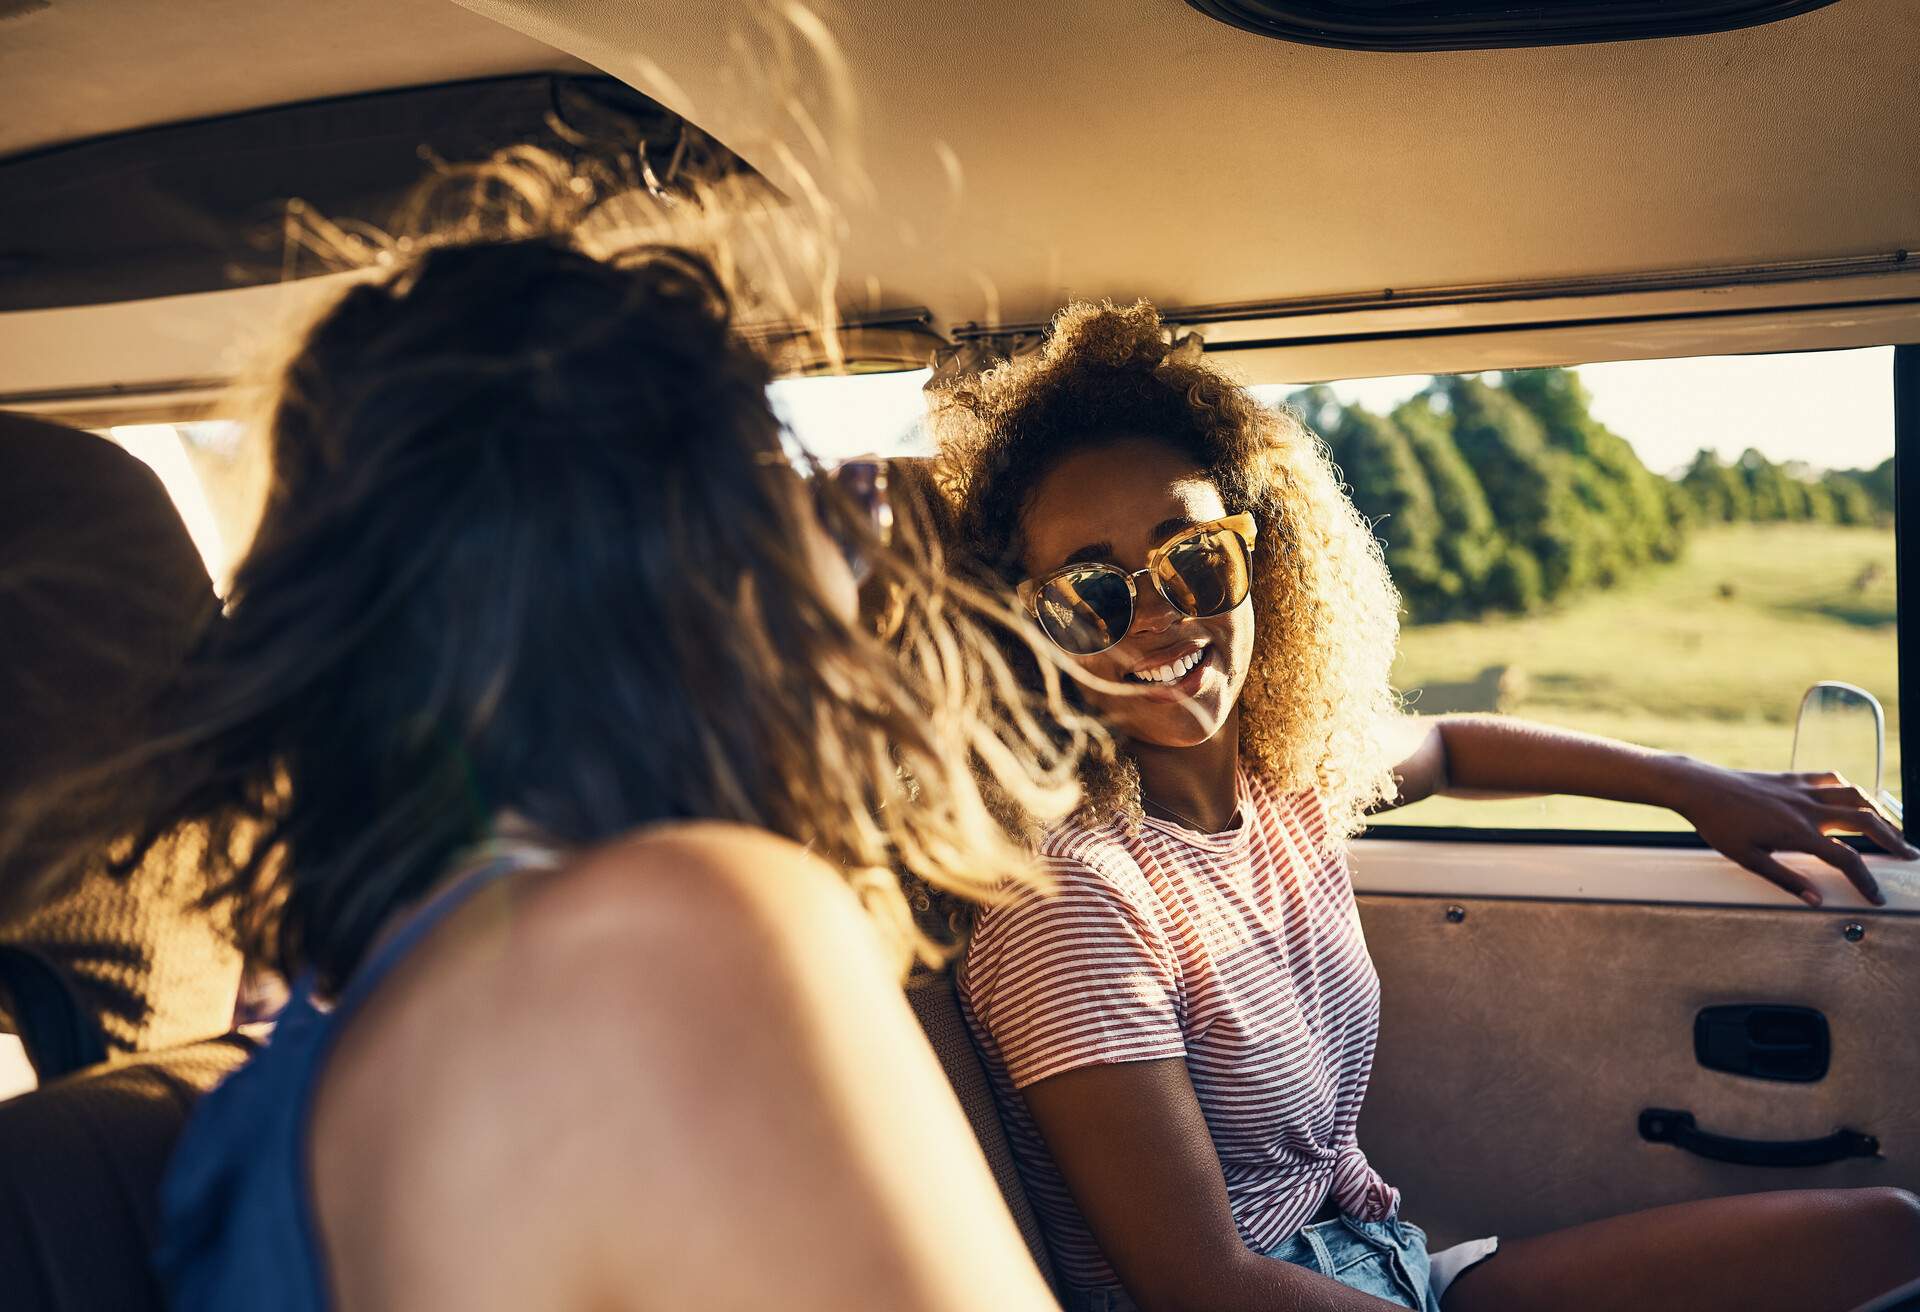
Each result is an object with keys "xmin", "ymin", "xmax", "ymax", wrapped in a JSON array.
[{"xmin": 1130, "ymin": 709, "xmax": 1242, "ymax": 833}]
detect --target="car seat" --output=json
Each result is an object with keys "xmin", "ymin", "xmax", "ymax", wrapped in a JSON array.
[
  {"xmin": 0, "ymin": 412, "xmax": 246, "ymax": 1305},
  {"xmin": 907, "ymin": 968, "xmax": 1060, "ymax": 1295},
  {"xmin": 0, "ymin": 1034, "xmax": 256, "ymax": 1310}
]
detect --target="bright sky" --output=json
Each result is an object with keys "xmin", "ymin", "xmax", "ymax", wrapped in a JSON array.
[
  {"xmin": 771, "ymin": 347, "xmax": 1898, "ymax": 478},
  {"xmin": 770, "ymin": 370, "xmax": 936, "ymax": 465}
]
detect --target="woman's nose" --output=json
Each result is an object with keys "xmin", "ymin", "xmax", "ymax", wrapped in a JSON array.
[{"xmin": 1131, "ymin": 576, "xmax": 1181, "ymax": 635}]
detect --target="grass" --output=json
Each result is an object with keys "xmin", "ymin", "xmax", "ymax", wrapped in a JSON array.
[{"xmin": 1385, "ymin": 524, "xmax": 1901, "ymax": 831}]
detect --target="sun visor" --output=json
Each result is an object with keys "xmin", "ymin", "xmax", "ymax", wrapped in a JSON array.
[{"xmin": 0, "ymin": 74, "xmax": 769, "ymax": 313}]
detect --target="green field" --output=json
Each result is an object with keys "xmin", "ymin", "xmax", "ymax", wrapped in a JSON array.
[{"xmin": 1385, "ymin": 524, "xmax": 1901, "ymax": 831}]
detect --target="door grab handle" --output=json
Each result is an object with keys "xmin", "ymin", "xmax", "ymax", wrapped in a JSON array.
[{"xmin": 1639, "ymin": 1109, "xmax": 1879, "ymax": 1167}]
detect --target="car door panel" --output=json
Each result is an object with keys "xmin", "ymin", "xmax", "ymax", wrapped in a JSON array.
[{"xmin": 1353, "ymin": 844, "xmax": 1920, "ymax": 1250}]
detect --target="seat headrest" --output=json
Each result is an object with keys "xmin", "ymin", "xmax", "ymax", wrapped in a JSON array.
[
  {"xmin": 0, "ymin": 413, "xmax": 213, "ymax": 893},
  {"xmin": 0, "ymin": 414, "xmax": 211, "ymax": 792}
]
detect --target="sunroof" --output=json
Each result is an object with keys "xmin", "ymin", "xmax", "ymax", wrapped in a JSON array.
[{"xmin": 1185, "ymin": 0, "xmax": 1842, "ymax": 51}]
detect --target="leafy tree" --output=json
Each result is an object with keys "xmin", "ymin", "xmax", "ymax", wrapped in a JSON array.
[
  {"xmin": 1739, "ymin": 448, "xmax": 1794, "ymax": 521},
  {"xmin": 1864, "ymin": 456, "xmax": 1896, "ymax": 515},
  {"xmin": 1822, "ymin": 471, "xmax": 1881, "ymax": 525},
  {"xmin": 1392, "ymin": 396, "xmax": 1502, "ymax": 605},
  {"xmin": 1280, "ymin": 369, "xmax": 1885, "ymax": 625},
  {"xmin": 1834, "ymin": 457, "xmax": 1900, "ymax": 524},
  {"xmin": 1484, "ymin": 542, "xmax": 1545, "ymax": 613},
  {"xmin": 1440, "ymin": 375, "xmax": 1599, "ymax": 601},
  {"xmin": 1286, "ymin": 385, "xmax": 1343, "ymax": 440},
  {"xmin": 1681, "ymin": 449, "xmax": 1751, "ymax": 522},
  {"xmin": 1801, "ymin": 480, "xmax": 1836, "ymax": 523},
  {"xmin": 1324, "ymin": 405, "xmax": 1449, "ymax": 617},
  {"xmin": 1502, "ymin": 368, "xmax": 1684, "ymax": 569}
]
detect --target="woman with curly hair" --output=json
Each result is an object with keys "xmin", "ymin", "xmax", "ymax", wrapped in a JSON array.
[{"xmin": 935, "ymin": 301, "xmax": 1920, "ymax": 1312}]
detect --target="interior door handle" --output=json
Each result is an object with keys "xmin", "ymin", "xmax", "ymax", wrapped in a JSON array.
[{"xmin": 1640, "ymin": 1109, "xmax": 1880, "ymax": 1167}]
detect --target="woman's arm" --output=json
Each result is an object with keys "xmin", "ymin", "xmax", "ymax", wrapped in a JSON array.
[
  {"xmin": 1380, "ymin": 713, "xmax": 1917, "ymax": 905},
  {"xmin": 1020, "ymin": 1058, "xmax": 1409, "ymax": 1312},
  {"xmin": 310, "ymin": 822, "xmax": 1057, "ymax": 1312}
]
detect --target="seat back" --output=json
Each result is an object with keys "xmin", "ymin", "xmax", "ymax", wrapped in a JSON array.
[
  {"xmin": 0, "ymin": 945, "xmax": 106, "ymax": 1081},
  {"xmin": 906, "ymin": 969, "xmax": 1059, "ymax": 1293},
  {"xmin": 0, "ymin": 1034, "xmax": 255, "ymax": 1311},
  {"xmin": 0, "ymin": 413, "xmax": 241, "ymax": 1063}
]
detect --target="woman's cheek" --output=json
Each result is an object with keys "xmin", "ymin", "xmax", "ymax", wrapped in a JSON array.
[
  {"xmin": 1222, "ymin": 608, "xmax": 1256, "ymax": 697},
  {"xmin": 1073, "ymin": 654, "xmax": 1139, "ymax": 722}
]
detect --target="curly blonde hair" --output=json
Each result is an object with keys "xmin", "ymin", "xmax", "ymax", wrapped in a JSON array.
[{"xmin": 932, "ymin": 300, "xmax": 1402, "ymax": 839}]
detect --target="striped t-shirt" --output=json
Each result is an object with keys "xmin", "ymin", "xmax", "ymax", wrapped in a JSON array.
[{"xmin": 957, "ymin": 769, "xmax": 1398, "ymax": 1292}]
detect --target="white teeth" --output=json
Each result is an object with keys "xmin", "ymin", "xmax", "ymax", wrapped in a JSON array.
[{"xmin": 1132, "ymin": 649, "xmax": 1204, "ymax": 685}]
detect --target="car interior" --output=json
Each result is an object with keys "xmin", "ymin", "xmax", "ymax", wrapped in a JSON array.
[{"xmin": 1, "ymin": 0, "xmax": 1916, "ymax": 1307}]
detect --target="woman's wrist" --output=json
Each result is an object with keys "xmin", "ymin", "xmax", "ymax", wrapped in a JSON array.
[{"xmin": 1635, "ymin": 751, "xmax": 1723, "ymax": 816}]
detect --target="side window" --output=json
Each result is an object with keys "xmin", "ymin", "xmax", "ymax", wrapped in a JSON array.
[
  {"xmin": 770, "ymin": 369, "xmax": 934, "ymax": 463},
  {"xmin": 98, "ymin": 372, "xmax": 942, "ymax": 595},
  {"xmin": 1256, "ymin": 348, "xmax": 1901, "ymax": 832},
  {"xmin": 101, "ymin": 421, "xmax": 254, "ymax": 594},
  {"xmin": 99, "ymin": 351, "xmax": 1902, "ymax": 839}
]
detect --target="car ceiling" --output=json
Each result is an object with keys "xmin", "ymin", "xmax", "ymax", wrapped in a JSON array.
[
  {"xmin": 2, "ymin": 0, "xmax": 1917, "ymax": 396},
  {"xmin": 450, "ymin": 0, "xmax": 1920, "ymax": 331},
  {"xmin": 0, "ymin": 0, "xmax": 591, "ymax": 160}
]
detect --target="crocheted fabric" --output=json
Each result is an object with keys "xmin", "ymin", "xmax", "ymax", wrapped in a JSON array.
[{"xmin": 0, "ymin": 832, "xmax": 239, "ymax": 1056}]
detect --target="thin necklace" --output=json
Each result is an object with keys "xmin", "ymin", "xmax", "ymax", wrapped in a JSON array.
[{"xmin": 1143, "ymin": 792, "xmax": 1240, "ymax": 834}]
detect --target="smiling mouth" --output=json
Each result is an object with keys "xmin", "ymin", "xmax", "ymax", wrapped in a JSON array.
[{"xmin": 1126, "ymin": 644, "xmax": 1208, "ymax": 686}]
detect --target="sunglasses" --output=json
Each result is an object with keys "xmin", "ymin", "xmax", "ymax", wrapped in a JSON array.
[
  {"xmin": 1018, "ymin": 513, "xmax": 1258, "ymax": 656},
  {"xmin": 810, "ymin": 457, "xmax": 894, "ymax": 585}
]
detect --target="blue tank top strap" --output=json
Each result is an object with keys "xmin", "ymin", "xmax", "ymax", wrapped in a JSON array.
[
  {"xmin": 336, "ymin": 853, "xmax": 531, "ymax": 1006},
  {"xmin": 156, "ymin": 850, "xmax": 544, "ymax": 1311}
]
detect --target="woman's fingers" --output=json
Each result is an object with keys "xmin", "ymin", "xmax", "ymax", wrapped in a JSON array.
[
  {"xmin": 1802, "ymin": 835, "xmax": 1886, "ymax": 906},
  {"xmin": 1819, "ymin": 804, "xmax": 1920, "ymax": 859},
  {"xmin": 1809, "ymin": 784, "xmax": 1876, "ymax": 807},
  {"xmin": 1738, "ymin": 849, "xmax": 1824, "ymax": 907}
]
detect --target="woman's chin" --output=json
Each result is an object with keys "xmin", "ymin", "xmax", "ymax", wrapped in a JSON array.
[{"xmin": 1107, "ymin": 701, "xmax": 1233, "ymax": 751}]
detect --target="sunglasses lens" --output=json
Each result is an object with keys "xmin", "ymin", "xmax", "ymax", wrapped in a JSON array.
[
  {"xmin": 833, "ymin": 460, "xmax": 893, "ymax": 545},
  {"xmin": 1033, "ymin": 567, "xmax": 1134, "ymax": 655},
  {"xmin": 1159, "ymin": 528, "xmax": 1251, "ymax": 617},
  {"xmin": 818, "ymin": 459, "xmax": 892, "ymax": 583}
]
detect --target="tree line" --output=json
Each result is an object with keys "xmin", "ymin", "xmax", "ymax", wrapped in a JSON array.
[{"xmin": 1288, "ymin": 369, "xmax": 1896, "ymax": 623}]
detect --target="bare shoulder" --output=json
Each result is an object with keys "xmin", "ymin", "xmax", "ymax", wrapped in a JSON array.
[
  {"xmin": 535, "ymin": 819, "xmax": 863, "ymax": 934},
  {"xmin": 509, "ymin": 820, "xmax": 891, "ymax": 1004},
  {"xmin": 310, "ymin": 821, "xmax": 942, "ymax": 1308}
]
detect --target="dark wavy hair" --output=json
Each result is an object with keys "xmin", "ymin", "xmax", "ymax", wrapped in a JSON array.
[
  {"xmin": 5, "ymin": 165, "xmax": 1092, "ymax": 991},
  {"xmin": 932, "ymin": 300, "xmax": 1401, "ymax": 836}
]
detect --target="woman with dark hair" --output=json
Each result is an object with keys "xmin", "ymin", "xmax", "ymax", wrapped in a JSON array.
[
  {"xmin": 935, "ymin": 300, "xmax": 1920, "ymax": 1312},
  {"xmin": 4, "ymin": 164, "xmax": 1094, "ymax": 1309}
]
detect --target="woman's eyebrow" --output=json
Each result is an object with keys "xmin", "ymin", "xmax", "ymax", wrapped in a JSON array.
[
  {"xmin": 1061, "ymin": 541, "xmax": 1115, "ymax": 567},
  {"xmin": 1148, "ymin": 515, "xmax": 1200, "ymax": 545}
]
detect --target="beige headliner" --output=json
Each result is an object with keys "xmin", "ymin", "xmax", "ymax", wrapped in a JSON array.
[
  {"xmin": 3, "ymin": 0, "xmax": 1918, "ymax": 397},
  {"xmin": 0, "ymin": 0, "xmax": 589, "ymax": 159},
  {"xmin": 453, "ymin": 0, "xmax": 1920, "ymax": 330}
]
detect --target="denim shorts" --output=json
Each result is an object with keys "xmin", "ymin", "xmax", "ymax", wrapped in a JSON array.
[{"xmin": 1063, "ymin": 1214, "xmax": 1443, "ymax": 1312}]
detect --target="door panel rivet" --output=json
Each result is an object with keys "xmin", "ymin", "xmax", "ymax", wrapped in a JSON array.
[
  {"xmin": 1445, "ymin": 905, "xmax": 1467, "ymax": 924},
  {"xmin": 1842, "ymin": 922, "xmax": 1866, "ymax": 943}
]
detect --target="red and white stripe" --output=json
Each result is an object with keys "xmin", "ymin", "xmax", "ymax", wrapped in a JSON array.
[{"xmin": 958, "ymin": 772, "xmax": 1398, "ymax": 1292}]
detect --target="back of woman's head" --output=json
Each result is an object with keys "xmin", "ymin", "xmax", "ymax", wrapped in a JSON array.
[{"xmin": 11, "ymin": 166, "xmax": 1091, "ymax": 989}]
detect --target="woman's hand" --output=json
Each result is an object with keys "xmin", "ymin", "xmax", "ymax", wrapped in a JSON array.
[{"xmin": 1667, "ymin": 762, "xmax": 1918, "ymax": 907}]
